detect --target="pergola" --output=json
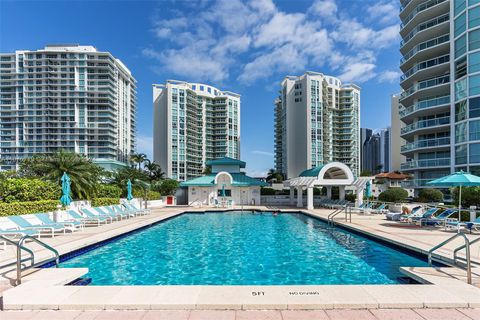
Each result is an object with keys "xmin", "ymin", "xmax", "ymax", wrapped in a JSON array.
[{"xmin": 284, "ymin": 162, "xmax": 372, "ymax": 210}]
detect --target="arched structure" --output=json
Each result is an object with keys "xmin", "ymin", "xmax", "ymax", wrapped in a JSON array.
[{"xmin": 284, "ymin": 162, "xmax": 368, "ymax": 210}]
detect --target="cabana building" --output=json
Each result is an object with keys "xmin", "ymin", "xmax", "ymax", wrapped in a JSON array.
[{"xmin": 180, "ymin": 157, "xmax": 267, "ymax": 206}]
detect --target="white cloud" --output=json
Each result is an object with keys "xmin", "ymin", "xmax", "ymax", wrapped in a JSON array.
[
  {"xmin": 378, "ymin": 70, "xmax": 401, "ymax": 83},
  {"xmin": 136, "ymin": 135, "xmax": 153, "ymax": 160},
  {"xmin": 252, "ymin": 150, "xmax": 274, "ymax": 157},
  {"xmin": 144, "ymin": 0, "xmax": 400, "ymax": 85}
]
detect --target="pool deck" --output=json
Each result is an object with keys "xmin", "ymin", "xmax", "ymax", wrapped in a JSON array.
[{"xmin": 1, "ymin": 205, "xmax": 480, "ymax": 312}]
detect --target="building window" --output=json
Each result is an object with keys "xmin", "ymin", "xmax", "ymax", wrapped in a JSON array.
[
  {"xmin": 470, "ymin": 0, "xmax": 480, "ymax": 6},
  {"xmin": 455, "ymin": 12, "xmax": 467, "ymax": 37},
  {"xmin": 456, "ymin": 35, "xmax": 467, "ymax": 58},
  {"xmin": 470, "ymin": 52, "xmax": 480, "ymax": 74},
  {"xmin": 470, "ymin": 143, "xmax": 480, "ymax": 163},
  {"xmin": 456, "ymin": 0, "xmax": 467, "ymax": 16},
  {"xmin": 456, "ymin": 122, "xmax": 468, "ymax": 143},
  {"xmin": 456, "ymin": 57, "xmax": 467, "ymax": 79},
  {"xmin": 470, "ymin": 74, "xmax": 480, "ymax": 95},
  {"xmin": 217, "ymin": 189, "xmax": 232, "ymax": 197},
  {"xmin": 456, "ymin": 78, "xmax": 468, "ymax": 100},
  {"xmin": 470, "ymin": 97, "xmax": 480, "ymax": 117},
  {"xmin": 456, "ymin": 145, "xmax": 468, "ymax": 164},
  {"xmin": 469, "ymin": 29, "xmax": 480, "ymax": 51},
  {"xmin": 456, "ymin": 100, "xmax": 468, "ymax": 121},
  {"xmin": 471, "ymin": 120, "xmax": 480, "ymax": 141}
]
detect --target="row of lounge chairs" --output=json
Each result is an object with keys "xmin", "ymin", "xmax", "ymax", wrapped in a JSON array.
[
  {"xmin": 0, "ymin": 203, "xmax": 151, "ymax": 241},
  {"xmin": 317, "ymin": 199, "xmax": 351, "ymax": 209},
  {"xmin": 350, "ymin": 202, "xmax": 389, "ymax": 215}
]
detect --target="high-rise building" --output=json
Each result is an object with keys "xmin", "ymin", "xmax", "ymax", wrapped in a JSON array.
[
  {"xmin": 398, "ymin": 0, "xmax": 451, "ymax": 189},
  {"xmin": 362, "ymin": 128, "xmax": 390, "ymax": 174},
  {"xmin": 398, "ymin": 0, "xmax": 480, "ymax": 188},
  {"xmin": 274, "ymin": 71, "xmax": 360, "ymax": 179},
  {"xmin": 0, "ymin": 45, "xmax": 137, "ymax": 171},
  {"xmin": 360, "ymin": 127, "xmax": 373, "ymax": 172},
  {"xmin": 390, "ymin": 94, "xmax": 406, "ymax": 171},
  {"xmin": 153, "ymin": 81, "xmax": 240, "ymax": 181}
]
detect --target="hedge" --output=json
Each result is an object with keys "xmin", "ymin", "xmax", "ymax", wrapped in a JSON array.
[
  {"xmin": 1, "ymin": 178, "xmax": 60, "ymax": 203},
  {"xmin": 261, "ymin": 187, "xmax": 276, "ymax": 195},
  {"xmin": 91, "ymin": 198, "xmax": 120, "ymax": 207},
  {"xmin": 95, "ymin": 184, "xmax": 122, "ymax": 198},
  {"xmin": 0, "ymin": 200, "xmax": 59, "ymax": 217},
  {"xmin": 378, "ymin": 188, "xmax": 409, "ymax": 203},
  {"xmin": 417, "ymin": 188, "xmax": 443, "ymax": 203}
]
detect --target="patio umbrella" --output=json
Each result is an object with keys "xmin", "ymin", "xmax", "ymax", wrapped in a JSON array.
[
  {"xmin": 221, "ymin": 184, "xmax": 226, "ymax": 197},
  {"xmin": 60, "ymin": 172, "xmax": 72, "ymax": 206},
  {"xmin": 427, "ymin": 171, "xmax": 480, "ymax": 221},
  {"xmin": 127, "ymin": 179, "xmax": 133, "ymax": 201},
  {"xmin": 365, "ymin": 180, "xmax": 372, "ymax": 198}
]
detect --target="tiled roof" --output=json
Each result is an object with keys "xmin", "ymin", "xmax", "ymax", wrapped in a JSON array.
[
  {"xmin": 180, "ymin": 173, "xmax": 267, "ymax": 187},
  {"xmin": 375, "ymin": 172, "xmax": 411, "ymax": 180}
]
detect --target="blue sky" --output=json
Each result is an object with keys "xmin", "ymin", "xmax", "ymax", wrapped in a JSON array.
[{"xmin": 0, "ymin": 0, "xmax": 401, "ymax": 176}]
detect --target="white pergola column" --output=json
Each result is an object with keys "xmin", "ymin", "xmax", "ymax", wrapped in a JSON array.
[
  {"xmin": 289, "ymin": 187, "xmax": 295, "ymax": 206},
  {"xmin": 307, "ymin": 187, "xmax": 314, "ymax": 210},
  {"xmin": 296, "ymin": 187, "xmax": 303, "ymax": 208},
  {"xmin": 356, "ymin": 187, "xmax": 363, "ymax": 207},
  {"xmin": 326, "ymin": 186, "xmax": 332, "ymax": 199},
  {"xmin": 339, "ymin": 186, "xmax": 345, "ymax": 201}
]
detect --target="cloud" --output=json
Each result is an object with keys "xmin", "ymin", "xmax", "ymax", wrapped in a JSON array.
[
  {"xmin": 144, "ymin": 0, "xmax": 400, "ymax": 85},
  {"xmin": 136, "ymin": 135, "xmax": 153, "ymax": 160},
  {"xmin": 378, "ymin": 70, "xmax": 401, "ymax": 83},
  {"xmin": 252, "ymin": 150, "xmax": 274, "ymax": 157}
]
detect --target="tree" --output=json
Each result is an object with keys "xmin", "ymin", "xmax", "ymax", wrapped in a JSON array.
[
  {"xmin": 378, "ymin": 188, "xmax": 409, "ymax": 203},
  {"xmin": 18, "ymin": 150, "xmax": 103, "ymax": 199},
  {"xmin": 417, "ymin": 188, "xmax": 443, "ymax": 203},
  {"xmin": 129, "ymin": 153, "xmax": 147, "ymax": 170},
  {"xmin": 203, "ymin": 166, "xmax": 212, "ymax": 174},
  {"xmin": 112, "ymin": 167, "xmax": 149, "ymax": 190},
  {"xmin": 156, "ymin": 179, "xmax": 179, "ymax": 196},
  {"xmin": 144, "ymin": 160, "xmax": 165, "ymax": 183},
  {"xmin": 266, "ymin": 168, "xmax": 284, "ymax": 183},
  {"xmin": 360, "ymin": 170, "xmax": 372, "ymax": 177},
  {"xmin": 375, "ymin": 164, "xmax": 383, "ymax": 174},
  {"xmin": 452, "ymin": 186, "xmax": 480, "ymax": 207}
]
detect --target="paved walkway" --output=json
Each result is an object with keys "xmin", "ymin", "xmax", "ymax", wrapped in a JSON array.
[{"xmin": 1, "ymin": 308, "xmax": 480, "ymax": 320}]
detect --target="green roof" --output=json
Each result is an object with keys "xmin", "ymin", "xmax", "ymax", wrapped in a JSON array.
[
  {"xmin": 180, "ymin": 173, "xmax": 267, "ymax": 187},
  {"xmin": 299, "ymin": 165, "xmax": 325, "ymax": 177},
  {"xmin": 205, "ymin": 157, "xmax": 246, "ymax": 168}
]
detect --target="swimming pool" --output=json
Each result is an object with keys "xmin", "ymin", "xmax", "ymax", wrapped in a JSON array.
[{"xmin": 59, "ymin": 211, "xmax": 429, "ymax": 285}]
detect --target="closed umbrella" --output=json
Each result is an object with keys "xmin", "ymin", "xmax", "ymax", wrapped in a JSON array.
[
  {"xmin": 365, "ymin": 180, "xmax": 372, "ymax": 198},
  {"xmin": 221, "ymin": 184, "xmax": 226, "ymax": 197},
  {"xmin": 427, "ymin": 171, "xmax": 480, "ymax": 221},
  {"xmin": 127, "ymin": 179, "xmax": 133, "ymax": 201},
  {"xmin": 60, "ymin": 172, "xmax": 72, "ymax": 206}
]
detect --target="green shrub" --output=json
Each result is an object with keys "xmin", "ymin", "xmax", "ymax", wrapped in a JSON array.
[
  {"xmin": 95, "ymin": 184, "xmax": 122, "ymax": 198},
  {"xmin": 91, "ymin": 198, "xmax": 119, "ymax": 207},
  {"xmin": 147, "ymin": 191, "xmax": 161, "ymax": 200},
  {"xmin": 261, "ymin": 187, "xmax": 276, "ymax": 195},
  {"xmin": 452, "ymin": 186, "xmax": 480, "ymax": 207},
  {"xmin": 156, "ymin": 179, "xmax": 179, "ymax": 196},
  {"xmin": 0, "ymin": 200, "xmax": 59, "ymax": 216},
  {"xmin": 345, "ymin": 193, "xmax": 356, "ymax": 202},
  {"xmin": 378, "ymin": 188, "xmax": 409, "ymax": 203},
  {"xmin": 0, "ymin": 178, "xmax": 60, "ymax": 203},
  {"xmin": 417, "ymin": 188, "xmax": 443, "ymax": 203}
]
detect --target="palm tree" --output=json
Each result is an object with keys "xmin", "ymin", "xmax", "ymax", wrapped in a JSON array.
[
  {"xmin": 144, "ymin": 160, "xmax": 165, "ymax": 183},
  {"xmin": 39, "ymin": 150, "xmax": 102, "ymax": 199},
  {"xmin": 129, "ymin": 153, "xmax": 147, "ymax": 170}
]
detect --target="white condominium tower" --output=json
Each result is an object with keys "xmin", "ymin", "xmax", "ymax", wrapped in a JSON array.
[
  {"xmin": 399, "ymin": 0, "xmax": 480, "ymax": 189},
  {"xmin": 274, "ymin": 71, "xmax": 361, "ymax": 179},
  {"xmin": 0, "ymin": 45, "xmax": 137, "ymax": 171},
  {"xmin": 153, "ymin": 81, "xmax": 240, "ymax": 181}
]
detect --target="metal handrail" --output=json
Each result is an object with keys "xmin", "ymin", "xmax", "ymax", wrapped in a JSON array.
[
  {"xmin": 328, "ymin": 206, "xmax": 346, "ymax": 226},
  {"xmin": 428, "ymin": 233, "xmax": 472, "ymax": 285},
  {"xmin": 15, "ymin": 235, "xmax": 59, "ymax": 285},
  {"xmin": 0, "ymin": 235, "xmax": 35, "ymax": 267},
  {"xmin": 454, "ymin": 237, "xmax": 480, "ymax": 265}
]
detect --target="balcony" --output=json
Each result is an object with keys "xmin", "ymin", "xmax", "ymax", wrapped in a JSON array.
[
  {"xmin": 400, "ymin": 158, "xmax": 450, "ymax": 170},
  {"xmin": 400, "ymin": 74, "xmax": 449, "ymax": 101},
  {"xmin": 400, "ymin": 116, "xmax": 450, "ymax": 136},
  {"xmin": 400, "ymin": 33, "xmax": 449, "ymax": 68},
  {"xmin": 401, "ymin": 136, "xmax": 450, "ymax": 153},
  {"xmin": 400, "ymin": 0, "xmax": 448, "ymax": 33},
  {"xmin": 400, "ymin": 54, "xmax": 449, "ymax": 87},
  {"xmin": 400, "ymin": 94, "xmax": 450, "ymax": 119},
  {"xmin": 400, "ymin": 13, "xmax": 449, "ymax": 53}
]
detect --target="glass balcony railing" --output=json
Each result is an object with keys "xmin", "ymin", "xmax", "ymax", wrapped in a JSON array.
[
  {"xmin": 401, "ymin": 116, "xmax": 450, "ymax": 134},
  {"xmin": 401, "ymin": 0, "xmax": 447, "ymax": 29},
  {"xmin": 401, "ymin": 34, "xmax": 449, "ymax": 65},
  {"xmin": 400, "ymin": 94, "xmax": 450, "ymax": 118},
  {"xmin": 400, "ymin": 74, "xmax": 450, "ymax": 101},
  {"xmin": 401, "ymin": 137, "xmax": 450, "ymax": 152},
  {"xmin": 400, "ymin": 54, "xmax": 449, "ymax": 82},
  {"xmin": 400, "ymin": 14, "xmax": 449, "ymax": 48},
  {"xmin": 400, "ymin": 158, "xmax": 450, "ymax": 170}
]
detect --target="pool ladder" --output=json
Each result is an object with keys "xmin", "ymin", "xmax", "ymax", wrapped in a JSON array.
[
  {"xmin": 327, "ymin": 205, "xmax": 351, "ymax": 226},
  {"xmin": 0, "ymin": 234, "xmax": 59, "ymax": 285},
  {"xmin": 428, "ymin": 233, "xmax": 480, "ymax": 285}
]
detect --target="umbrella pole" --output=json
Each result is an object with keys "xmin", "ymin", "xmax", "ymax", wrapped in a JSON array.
[{"xmin": 459, "ymin": 185, "xmax": 462, "ymax": 222}]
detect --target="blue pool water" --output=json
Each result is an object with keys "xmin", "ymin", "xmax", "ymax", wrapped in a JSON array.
[{"xmin": 59, "ymin": 212, "xmax": 429, "ymax": 285}]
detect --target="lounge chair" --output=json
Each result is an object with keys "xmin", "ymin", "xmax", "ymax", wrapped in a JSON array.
[
  {"xmin": 446, "ymin": 216, "xmax": 480, "ymax": 232},
  {"xmin": 7, "ymin": 215, "xmax": 66, "ymax": 237},
  {"xmin": 419, "ymin": 209, "xmax": 458, "ymax": 227},
  {"xmin": 407, "ymin": 207, "xmax": 440, "ymax": 224},
  {"xmin": 93, "ymin": 207, "xmax": 127, "ymax": 220},
  {"xmin": 351, "ymin": 202, "xmax": 372, "ymax": 213},
  {"xmin": 124, "ymin": 203, "xmax": 151, "ymax": 215},
  {"xmin": 79, "ymin": 208, "xmax": 115, "ymax": 224},
  {"xmin": 35, "ymin": 213, "xmax": 84, "ymax": 232},
  {"xmin": 66, "ymin": 209, "xmax": 111, "ymax": 226},
  {"xmin": 110, "ymin": 205, "xmax": 138, "ymax": 218},
  {"xmin": 386, "ymin": 206, "xmax": 421, "ymax": 221}
]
